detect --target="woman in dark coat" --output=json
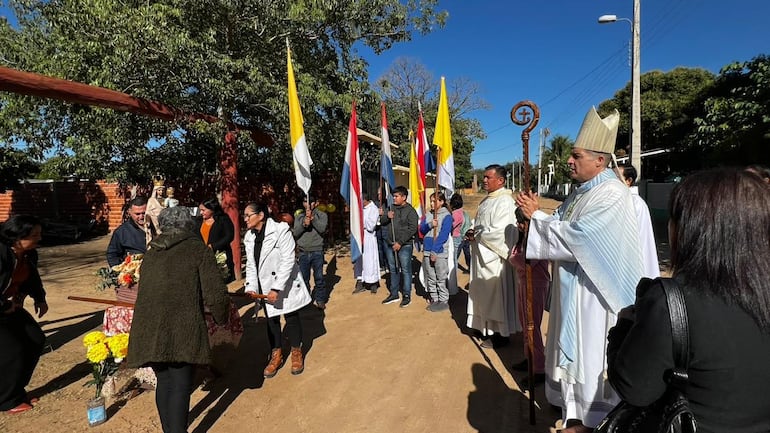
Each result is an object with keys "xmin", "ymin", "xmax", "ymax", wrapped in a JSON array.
[
  {"xmin": 127, "ymin": 206, "xmax": 229, "ymax": 433},
  {"xmin": 0, "ymin": 215, "xmax": 48, "ymax": 414},
  {"xmin": 197, "ymin": 198, "xmax": 235, "ymax": 282},
  {"xmin": 607, "ymin": 168, "xmax": 770, "ymax": 433}
]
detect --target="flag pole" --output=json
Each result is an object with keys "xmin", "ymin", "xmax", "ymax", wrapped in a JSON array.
[
  {"xmin": 511, "ymin": 100, "xmax": 540, "ymax": 425},
  {"xmin": 418, "ymin": 102, "xmax": 429, "ymax": 238},
  {"xmin": 433, "ymin": 145, "xmax": 440, "ymax": 239},
  {"xmin": 379, "ymin": 102, "xmax": 385, "ymax": 210}
]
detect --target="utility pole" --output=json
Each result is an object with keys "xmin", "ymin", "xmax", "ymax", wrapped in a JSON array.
[
  {"xmin": 631, "ymin": 0, "xmax": 642, "ymax": 176},
  {"xmin": 538, "ymin": 128, "xmax": 549, "ymax": 194},
  {"xmin": 598, "ymin": 3, "xmax": 642, "ymax": 176}
]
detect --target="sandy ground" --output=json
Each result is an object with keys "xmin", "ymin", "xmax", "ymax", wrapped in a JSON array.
[{"xmin": 0, "ymin": 197, "xmax": 580, "ymax": 433}]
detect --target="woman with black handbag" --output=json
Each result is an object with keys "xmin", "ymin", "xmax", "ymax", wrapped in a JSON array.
[{"xmin": 604, "ymin": 167, "xmax": 770, "ymax": 433}]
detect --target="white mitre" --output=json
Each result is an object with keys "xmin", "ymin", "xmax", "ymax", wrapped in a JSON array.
[{"xmin": 573, "ymin": 106, "xmax": 620, "ymax": 154}]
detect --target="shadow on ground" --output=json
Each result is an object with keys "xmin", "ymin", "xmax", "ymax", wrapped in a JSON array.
[
  {"xmin": 42, "ymin": 310, "xmax": 105, "ymax": 351},
  {"xmin": 187, "ymin": 301, "xmax": 326, "ymax": 432},
  {"xmin": 27, "ymin": 361, "xmax": 93, "ymax": 401},
  {"xmin": 468, "ymin": 362, "xmax": 560, "ymax": 433},
  {"xmin": 450, "ymin": 288, "xmax": 561, "ymax": 432}
]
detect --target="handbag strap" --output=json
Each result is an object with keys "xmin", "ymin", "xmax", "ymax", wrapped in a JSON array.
[{"xmin": 659, "ymin": 277, "xmax": 691, "ymax": 385}]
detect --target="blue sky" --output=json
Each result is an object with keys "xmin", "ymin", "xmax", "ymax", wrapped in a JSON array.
[
  {"xmin": 3, "ymin": 1, "xmax": 768, "ymax": 169},
  {"xmin": 362, "ymin": 0, "xmax": 770, "ymax": 168}
]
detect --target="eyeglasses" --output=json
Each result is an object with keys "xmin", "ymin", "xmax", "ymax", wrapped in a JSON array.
[{"xmin": 243, "ymin": 213, "xmax": 256, "ymax": 219}]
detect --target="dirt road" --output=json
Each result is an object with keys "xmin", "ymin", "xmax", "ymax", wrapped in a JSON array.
[{"xmin": 1, "ymin": 201, "xmax": 564, "ymax": 433}]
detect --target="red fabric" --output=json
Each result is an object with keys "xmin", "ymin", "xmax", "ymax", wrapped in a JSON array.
[{"xmin": 103, "ymin": 302, "xmax": 244, "ymax": 345}]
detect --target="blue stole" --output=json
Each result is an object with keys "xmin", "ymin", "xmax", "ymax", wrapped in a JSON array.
[{"xmin": 554, "ymin": 169, "xmax": 642, "ymax": 368}]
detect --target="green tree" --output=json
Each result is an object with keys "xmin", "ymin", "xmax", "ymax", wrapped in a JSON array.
[
  {"xmin": 598, "ymin": 67, "xmax": 716, "ymax": 156},
  {"xmin": 541, "ymin": 134, "xmax": 573, "ymax": 186},
  {"xmin": 0, "ymin": 146, "xmax": 39, "ymax": 191},
  {"xmin": 690, "ymin": 54, "xmax": 770, "ymax": 167},
  {"xmin": 0, "ymin": 0, "xmax": 448, "ymax": 184}
]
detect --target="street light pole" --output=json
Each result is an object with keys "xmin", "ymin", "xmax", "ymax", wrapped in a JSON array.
[
  {"xmin": 599, "ymin": 2, "xmax": 642, "ymax": 176},
  {"xmin": 631, "ymin": 0, "xmax": 641, "ymax": 176}
]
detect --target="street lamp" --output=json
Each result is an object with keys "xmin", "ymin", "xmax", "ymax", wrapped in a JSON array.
[{"xmin": 598, "ymin": 1, "xmax": 641, "ymax": 176}]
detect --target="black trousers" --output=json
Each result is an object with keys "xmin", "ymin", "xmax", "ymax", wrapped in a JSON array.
[
  {"xmin": 264, "ymin": 308, "xmax": 302, "ymax": 349},
  {"xmin": 151, "ymin": 362, "xmax": 194, "ymax": 433},
  {"xmin": 0, "ymin": 308, "xmax": 45, "ymax": 411}
]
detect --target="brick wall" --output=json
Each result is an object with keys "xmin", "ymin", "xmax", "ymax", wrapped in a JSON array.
[
  {"xmin": 0, "ymin": 180, "xmax": 131, "ymax": 234},
  {"xmin": 0, "ymin": 171, "xmax": 347, "ymax": 236}
]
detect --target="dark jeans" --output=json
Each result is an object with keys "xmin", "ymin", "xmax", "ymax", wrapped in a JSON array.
[
  {"xmin": 0, "ymin": 308, "xmax": 45, "ymax": 411},
  {"xmin": 265, "ymin": 308, "xmax": 303, "ymax": 349},
  {"xmin": 298, "ymin": 250, "xmax": 326, "ymax": 303},
  {"xmin": 455, "ymin": 237, "xmax": 471, "ymax": 267},
  {"xmin": 383, "ymin": 242, "xmax": 414, "ymax": 298},
  {"xmin": 376, "ymin": 225, "xmax": 387, "ymax": 269},
  {"xmin": 151, "ymin": 362, "xmax": 194, "ymax": 433}
]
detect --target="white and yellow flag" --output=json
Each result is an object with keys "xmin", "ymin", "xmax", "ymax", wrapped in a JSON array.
[
  {"xmin": 288, "ymin": 44, "xmax": 312, "ymax": 196},
  {"xmin": 433, "ymin": 77, "xmax": 454, "ymax": 197}
]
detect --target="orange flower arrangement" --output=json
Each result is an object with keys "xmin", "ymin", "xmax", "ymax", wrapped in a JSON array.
[
  {"xmin": 112, "ymin": 253, "xmax": 142, "ymax": 286},
  {"xmin": 95, "ymin": 253, "xmax": 143, "ymax": 291}
]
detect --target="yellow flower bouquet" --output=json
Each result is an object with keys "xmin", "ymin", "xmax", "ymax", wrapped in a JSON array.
[{"xmin": 82, "ymin": 331, "xmax": 129, "ymax": 398}]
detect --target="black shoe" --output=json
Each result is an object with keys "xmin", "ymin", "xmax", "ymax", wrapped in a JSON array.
[
  {"xmin": 382, "ymin": 294, "xmax": 400, "ymax": 305},
  {"xmin": 480, "ymin": 335, "xmax": 509, "ymax": 349},
  {"xmin": 519, "ymin": 373, "xmax": 546, "ymax": 389},
  {"xmin": 512, "ymin": 359, "xmax": 528, "ymax": 372},
  {"xmin": 399, "ymin": 297, "xmax": 411, "ymax": 308},
  {"xmin": 492, "ymin": 334, "xmax": 510, "ymax": 348},
  {"xmin": 352, "ymin": 280, "xmax": 365, "ymax": 294}
]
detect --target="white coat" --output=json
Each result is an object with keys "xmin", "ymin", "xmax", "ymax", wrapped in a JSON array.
[{"xmin": 244, "ymin": 218, "xmax": 311, "ymax": 318}]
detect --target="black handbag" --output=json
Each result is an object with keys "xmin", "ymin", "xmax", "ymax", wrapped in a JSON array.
[{"xmin": 595, "ymin": 278, "xmax": 698, "ymax": 433}]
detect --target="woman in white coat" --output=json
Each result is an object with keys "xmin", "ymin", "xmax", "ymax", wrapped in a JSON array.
[{"xmin": 243, "ymin": 202, "xmax": 312, "ymax": 378}]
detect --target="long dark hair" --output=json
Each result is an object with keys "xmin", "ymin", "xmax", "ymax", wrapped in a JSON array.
[
  {"xmin": 449, "ymin": 193, "xmax": 463, "ymax": 211},
  {"xmin": 0, "ymin": 215, "xmax": 42, "ymax": 245},
  {"xmin": 200, "ymin": 198, "xmax": 224, "ymax": 216},
  {"xmin": 669, "ymin": 167, "xmax": 770, "ymax": 332}
]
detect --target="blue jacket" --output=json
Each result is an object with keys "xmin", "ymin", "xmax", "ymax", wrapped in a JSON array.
[{"xmin": 419, "ymin": 207, "xmax": 453, "ymax": 258}]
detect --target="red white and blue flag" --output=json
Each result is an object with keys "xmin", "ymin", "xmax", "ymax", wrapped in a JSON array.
[
  {"xmin": 340, "ymin": 101, "xmax": 363, "ymax": 263},
  {"xmin": 380, "ymin": 102, "xmax": 396, "ymax": 207},
  {"xmin": 411, "ymin": 106, "xmax": 435, "ymax": 220}
]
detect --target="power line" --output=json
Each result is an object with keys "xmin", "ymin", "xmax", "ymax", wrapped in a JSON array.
[
  {"xmin": 481, "ymin": 44, "xmax": 629, "ymax": 139},
  {"xmin": 479, "ymin": 2, "xmax": 691, "ymax": 147}
]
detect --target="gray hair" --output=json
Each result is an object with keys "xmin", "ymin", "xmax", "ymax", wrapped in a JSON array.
[{"xmin": 158, "ymin": 206, "xmax": 195, "ymax": 232}]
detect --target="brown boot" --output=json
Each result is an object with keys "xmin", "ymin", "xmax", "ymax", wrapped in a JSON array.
[
  {"xmin": 263, "ymin": 348, "xmax": 283, "ymax": 378},
  {"xmin": 290, "ymin": 347, "xmax": 304, "ymax": 375}
]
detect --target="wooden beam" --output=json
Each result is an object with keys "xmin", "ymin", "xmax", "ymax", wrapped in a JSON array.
[{"xmin": 0, "ymin": 66, "xmax": 273, "ymax": 147}]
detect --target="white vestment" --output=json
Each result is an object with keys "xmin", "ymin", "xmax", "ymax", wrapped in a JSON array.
[
  {"xmin": 630, "ymin": 187, "xmax": 660, "ymax": 278},
  {"xmin": 527, "ymin": 171, "xmax": 643, "ymax": 427},
  {"xmin": 466, "ymin": 188, "xmax": 520, "ymax": 337},
  {"xmin": 357, "ymin": 201, "xmax": 381, "ymax": 284}
]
